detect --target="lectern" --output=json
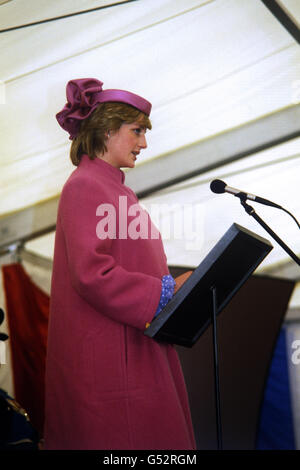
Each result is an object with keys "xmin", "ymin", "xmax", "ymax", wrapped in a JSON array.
[{"xmin": 144, "ymin": 223, "xmax": 273, "ymax": 449}]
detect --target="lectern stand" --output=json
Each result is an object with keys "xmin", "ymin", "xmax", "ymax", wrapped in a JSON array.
[{"xmin": 144, "ymin": 223, "xmax": 273, "ymax": 449}]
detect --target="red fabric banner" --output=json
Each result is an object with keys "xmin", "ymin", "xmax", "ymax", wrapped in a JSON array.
[{"xmin": 2, "ymin": 263, "xmax": 49, "ymax": 437}]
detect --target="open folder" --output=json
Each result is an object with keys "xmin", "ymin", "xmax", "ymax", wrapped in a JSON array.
[{"xmin": 144, "ymin": 223, "xmax": 273, "ymax": 347}]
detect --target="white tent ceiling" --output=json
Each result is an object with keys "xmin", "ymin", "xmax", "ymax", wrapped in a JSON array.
[{"xmin": 0, "ymin": 0, "xmax": 300, "ymax": 284}]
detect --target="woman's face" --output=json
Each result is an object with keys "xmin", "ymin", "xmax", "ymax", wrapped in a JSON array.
[{"xmin": 103, "ymin": 121, "xmax": 148, "ymax": 169}]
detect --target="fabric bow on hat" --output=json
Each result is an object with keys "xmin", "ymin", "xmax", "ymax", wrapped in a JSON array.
[
  {"xmin": 56, "ymin": 78, "xmax": 104, "ymax": 140},
  {"xmin": 56, "ymin": 77, "xmax": 152, "ymax": 140}
]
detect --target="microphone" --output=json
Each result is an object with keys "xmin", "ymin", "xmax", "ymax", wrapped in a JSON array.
[{"xmin": 210, "ymin": 179, "xmax": 282, "ymax": 209}]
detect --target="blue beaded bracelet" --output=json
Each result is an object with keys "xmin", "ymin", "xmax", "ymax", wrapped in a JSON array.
[{"xmin": 154, "ymin": 274, "xmax": 176, "ymax": 317}]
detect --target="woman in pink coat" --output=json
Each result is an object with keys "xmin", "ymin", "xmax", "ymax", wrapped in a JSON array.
[{"xmin": 44, "ymin": 78, "xmax": 196, "ymax": 450}]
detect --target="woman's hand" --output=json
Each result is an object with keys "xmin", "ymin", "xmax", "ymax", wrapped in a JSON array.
[{"xmin": 173, "ymin": 271, "xmax": 193, "ymax": 294}]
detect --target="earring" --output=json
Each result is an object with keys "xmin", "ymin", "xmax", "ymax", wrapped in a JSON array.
[{"xmin": 107, "ymin": 131, "xmax": 110, "ymax": 138}]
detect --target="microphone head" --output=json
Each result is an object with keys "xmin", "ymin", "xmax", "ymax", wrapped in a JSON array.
[{"xmin": 210, "ymin": 179, "xmax": 226, "ymax": 194}]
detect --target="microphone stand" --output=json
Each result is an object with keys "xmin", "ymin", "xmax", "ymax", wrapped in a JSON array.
[{"xmin": 238, "ymin": 195, "xmax": 300, "ymax": 267}]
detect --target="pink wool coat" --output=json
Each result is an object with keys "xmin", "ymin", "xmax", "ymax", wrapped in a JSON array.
[{"xmin": 44, "ymin": 155, "xmax": 196, "ymax": 450}]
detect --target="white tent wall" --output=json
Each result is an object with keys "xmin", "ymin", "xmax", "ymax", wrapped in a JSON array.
[
  {"xmin": 141, "ymin": 137, "xmax": 300, "ymax": 269},
  {"xmin": 0, "ymin": 0, "xmax": 299, "ymax": 217},
  {"xmin": 0, "ymin": 0, "xmax": 131, "ymax": 30}
]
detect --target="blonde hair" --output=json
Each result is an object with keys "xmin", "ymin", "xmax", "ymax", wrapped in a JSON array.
[{"xmin": 70, "ymin": 102, "xmax": 152, "ymax": 166}]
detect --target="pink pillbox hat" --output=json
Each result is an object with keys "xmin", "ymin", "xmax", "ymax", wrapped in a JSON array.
[{"xmin": 56, "ymin": 78, "xmax": 152, "ymax": 140}]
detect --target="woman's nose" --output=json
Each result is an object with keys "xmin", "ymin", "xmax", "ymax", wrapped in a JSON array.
[{"xmin": 139, "ymin": 134, "xmax": 147, "ymax": 149}]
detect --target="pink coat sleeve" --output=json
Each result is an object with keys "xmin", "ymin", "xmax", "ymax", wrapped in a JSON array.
[{"xmin": 58, "ymin": 176, "xmax": 162, "ymax": 331}]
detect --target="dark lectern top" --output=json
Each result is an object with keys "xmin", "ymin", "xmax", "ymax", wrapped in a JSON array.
[{"xmin": 144, "ymin": 223, "xmax": 273, "ymax": 347}]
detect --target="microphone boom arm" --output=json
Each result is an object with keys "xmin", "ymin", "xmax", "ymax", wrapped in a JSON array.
[{"xmin": 239, "ymin": 195, "xmax": 300, "ymax": 267}]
